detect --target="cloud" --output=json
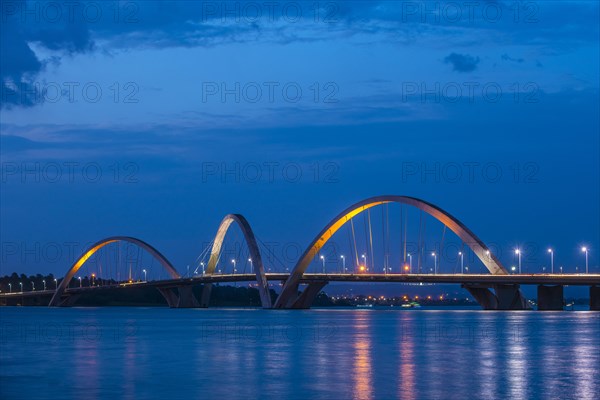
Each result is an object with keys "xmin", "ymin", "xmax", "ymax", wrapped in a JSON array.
[
  {"xmin": 501, "ymin": 54, "xmax": 524, "ymax": 63},
  {"xmin": 444, "ymin": 53, "xmax": 480, "ymax": 73},
  {"xmin": 0, "ymin": 0, "xmax": 94, "ymax": 109}
]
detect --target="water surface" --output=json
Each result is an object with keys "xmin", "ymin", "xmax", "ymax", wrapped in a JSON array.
[{"xmin": 1, "ymin": 307, "xmax": 598, "ymax": 399}]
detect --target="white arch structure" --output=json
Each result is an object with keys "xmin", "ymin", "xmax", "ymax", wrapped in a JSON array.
[
  {"xmin": 49, "ymin": 236, "xmax": 180, "ymax": 306},
  {"xmin": 202, "ymin": 214, "xmax": 271, "ymax": 308},
  {"xmin": 275, "ymin": 195, "xmax": 509, "ymax": 308}
]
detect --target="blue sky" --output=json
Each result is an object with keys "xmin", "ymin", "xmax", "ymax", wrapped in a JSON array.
[{"xmin": 1, "ymin": 1, "xmax": 599, "ymax": 293}]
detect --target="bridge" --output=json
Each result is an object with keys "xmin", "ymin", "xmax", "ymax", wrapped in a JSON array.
[{"xmin": 1, "ymin": 195, "xmax": 599, "ymax": 310}]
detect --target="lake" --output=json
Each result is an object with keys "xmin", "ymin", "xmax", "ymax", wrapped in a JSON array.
[{"xmin": 1, "ymin": 307, "xmax": 598, "ymax": 399}]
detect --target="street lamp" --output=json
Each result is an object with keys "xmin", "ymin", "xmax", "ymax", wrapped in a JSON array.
[
  {"xmin": 54, "ymin": 278, "xmax": 58, "ymax": 289},
  {"xmin": 408, "ymin": 253, "xmax": 412, "ymax": 273},
  {"xmin": 547, "ymin": 248, "xmax": 554, "ymax": 274},
  {"xmin": 515, "ymin": 249, "xmax": 522, "ymax": 274},
  {"xmin": 248, "ymin": 258, "xmax": 253, "ymax": 273},
  {"xmin": 320, "ymin": 255, "xmax": 325, "ymax": 273},
  {"xmin": 19, "ymin": 282, "xmax": 23, "ymax": 292},
  {"xmin": 31, "ymin": 281, "xmax": 35, "ymax": 291},
  {"xmin": 231, "ymin": 259, "xmax": 236, "ymax": 274},
  {"xmin": 43, "ymin": 280, "xmax": 46, "ymax": 291},
  {"xmin": 142, "ymin": 269, "xmax": 147, "ymax": 281},
  {"xmin": 361, "ymin": 254, "xmax": 367, "ymax": 272},
  {"xmin": 78, "ymin": 276, "xmax": 82, "ymax": 288},
  {"xmin": 340, "ymin": 255, "xmax": 346, "ymax": 272},
  {"xmin": 459, "ymin": 251, "xmax": 464, "ymax": 274},
  {"xmin": 431, "ymin": 252, "xmax": 437, "ymax": 274},
  {"xmin": 8, "ymin": 283, "xmax": 11, "ymax": 293},
  {"xmin": 200, "ymin": 262, "xmax": 205, "ymax": 275},
  {"xmin": 582, "ymin": 247, "xmax": 589, "ymax": 274}
]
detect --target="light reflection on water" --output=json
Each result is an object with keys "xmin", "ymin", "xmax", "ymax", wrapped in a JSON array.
[{"xmin": 0, "ymin": 308, "xmax": 598, "ymax": 399}]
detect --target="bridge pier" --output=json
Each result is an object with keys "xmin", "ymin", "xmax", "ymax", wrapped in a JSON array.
[
  {"xmin": 157, "ymin": 286, "xmax": 200, "ymax": 308},
  {"xmin": 465, "ymin": 284, "xmax": 529, "ymax": 310},
  {"xmin": 199, "ymin": 283, "xmax": 212, "ymax": 308},
  {"xmin": 290, "ymin": 282, "xmax": 328, "ymax": 309},
  {"xmin": 590, "ymin": 286, "xmax": 600, "ymax": 311},
  {"xmin": 55, "ymin": 293, "xmax": 82, "ymax": 307},
  {"xmin": 537, "ymin": 285, "xmax": 564, "ymax": 310}
]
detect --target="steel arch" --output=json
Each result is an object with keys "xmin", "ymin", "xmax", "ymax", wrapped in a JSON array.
[
  {"xmin": 205, "ymin": 214, "xmax": 271, "ymax": 308},
  {"xmin": 49, "ymin": 236, "xmax": 180, "ymax": 306},
  {"xmin": 275, "ymin": 195, "xmax": 508, "ymax": 308}
]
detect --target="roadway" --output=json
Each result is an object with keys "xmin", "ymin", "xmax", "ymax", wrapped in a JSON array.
[{"xmin": 3, "ymin": 273, "xmax": 600, "ymax": 299}]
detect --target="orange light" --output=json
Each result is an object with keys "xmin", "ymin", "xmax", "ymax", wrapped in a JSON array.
[
  {"xmin": 404, "ymin": 265, "xmax": 409, "ymax": 271},
  {"xmin": 415, "ymin": 296, "xmax": 419, "ymax": 299},
  {"xmin": 359, "ymin": 265, "xmax": 366, "ymax": 272},
  {"xmin": 427, "ymin": 296, "xmax": 431, "ymax": 300},
  {"xmin": 91, "ymin": 273, "xmax": 96, "ymax": 278}
]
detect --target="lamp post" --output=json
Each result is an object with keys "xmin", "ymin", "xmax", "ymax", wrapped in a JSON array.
[
  {"xmin": 78, "ymin": 276, "xmax": 82, "ymax": 288},
  {"xmin": 515, "ymin": 249, "xmax": 522, "ymax": 274},
  {"xmin": 459, "ymin": 251, "xmax": 464, "ymax": 274},
  {"xmin": 320, "ymin": 255, "xmax": 325, "ymax": 273},
  {"xmin": 361, "ymin": 254, "xmax": 367, "ymax": 272},
  {"xmin": 31, "ymin": 281, "xmax": 35, "ymax": 291},
  {"xmin": 54, "ymin": 278, "xmax": 57, "ymax": 289},
  {"xmin": 200, "ymin": 262, "xmax": 205, "ymax": 275},
  {"xmin": 43, "ymin": 280, "xmax": 46, "ymax": 291},
  {"xmin": 431, "ymin": 252, "xmax": 437, "ymax": 274},
  {"xmin": 19, "ymin": 282, "xmax": 23, "ymax": 292},
  {"xmin": 582, "ymin": 247, "xmax": 589, "ymax": 274},
  {"xmin": 142, "ymin": 269, "xmax": 147, "ymax": 281},
  {"xmin": 408, "ymin": 253, "xmax": 412, "ymax": 273},
  {"xmin": 231, "ymin": 259, "xmax": 236, "ymax": 274},
  {"xmin": 547, "ymin": 248, "xmax": 554, "ymax": 274},
  {"xmin": 248, "ymin": 258, "xmax": 253, "ymax": 274},
  {"xmin": 340, "ymin": 255, "xmax": 346, "ymax": 272},
  {"xmin": 8, "ymin": 283, "xmax": 12, "ymax": 293}
]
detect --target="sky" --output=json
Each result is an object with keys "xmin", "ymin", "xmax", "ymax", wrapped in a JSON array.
[{"xmin": 1, "ymin": 1, "xmax": 599, "ymax": 296}]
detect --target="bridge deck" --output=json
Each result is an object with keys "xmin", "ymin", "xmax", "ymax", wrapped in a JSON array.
[{"xmin": 2, "ymin": 273, "xmax": 600, "ymax": 299}]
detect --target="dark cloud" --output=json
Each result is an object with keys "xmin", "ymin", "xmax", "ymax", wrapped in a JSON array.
[
  {"xmin": 501, "ymin": 54, "xmax": 524, "ymax": 63},
  {"xmin": 2, "ymin": 1, "xmax": 598, "ymax": 109},
  {"xmin": 0, "ymin": 0, "xmax": 93, "ymax": 109},
  {"xmin": 444, "ymin": 53, "xmax": 480, "ymax": 73}
]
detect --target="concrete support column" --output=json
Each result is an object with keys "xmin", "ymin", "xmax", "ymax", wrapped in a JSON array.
[
  {"xmin": 465, "ymin": 284, "xmax": 529, "ymax": 310},
  {"xmin": 176, "ymin": 286, "xmax": 200, "ymax": 308},
  {"xmin": 537, "ymin": 285, "xmax": 564, "ymax": 311},
  {"xmin": 58, "ymin": 293, "xmax": 81, "ymax": 307},
  {"xmin": 199, "ymin": 283, "xmax": 212, "ymax": 308},
  {"xmin": 465, "ymin": 286, "xmax": 498, "ymax": 310},
  {"xmin": 494, "ymin": 284, "xmax": 529, "ymax": 310},
  {"xmin": 290, "ymin": 282, "xmax": 328, "ymax": 309},
  {"xmin": 590, "ymin": 286, "xmax": 600, "ymax": 311},
  {"xmin": 157, "ymin": 287, "xmax": 180, "ymax": 308}
]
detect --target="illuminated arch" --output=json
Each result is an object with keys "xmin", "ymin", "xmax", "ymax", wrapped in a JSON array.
[
  {"xmin": 49, "ymin": 236, "xmax": 180, "ymax": 306},
  {"xmin": 205, "ymin": 214, "xmax": 271, "ymax": 308},
  {"xmin": 275, "ymin": 195, "xmax": 508, "ymax": 308}
]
